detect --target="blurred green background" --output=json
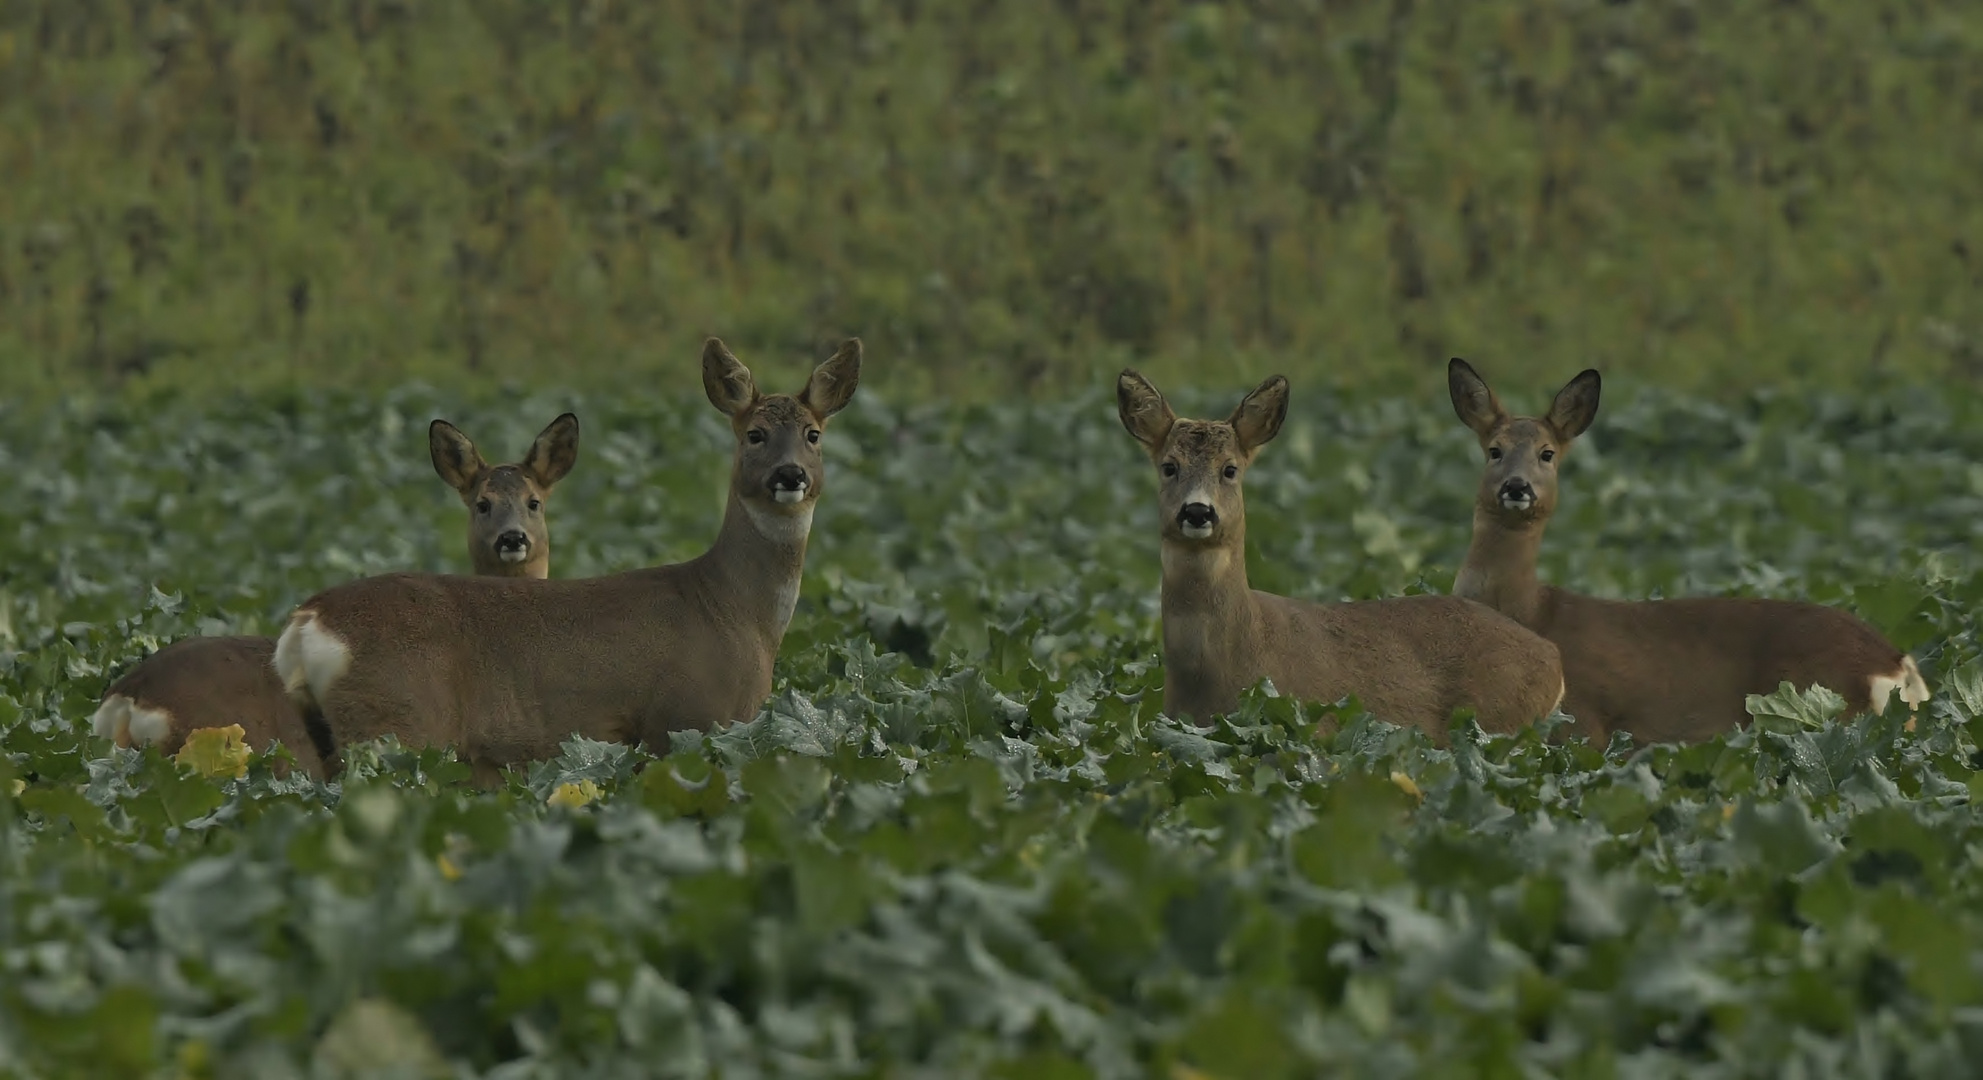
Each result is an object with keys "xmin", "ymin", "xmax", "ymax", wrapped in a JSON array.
[{"xmin": 2, "ymin": 0, "xmax": 1979, "ymax": 400}]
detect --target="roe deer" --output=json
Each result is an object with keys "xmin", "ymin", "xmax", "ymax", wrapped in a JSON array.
[
  {"xmin": 273, "ymin": 338, "xmax": 861, "ymax": 783},
  {"xmin": 1448, "ymin": 358, "xmax": 1929, "ymax": 743},
  {"xmin": 90, "ymin": 413, "xmax": 581, "ymax": 777},
  {"xmin": 1117, "ymin": 370, "xmax": 1566, "ymax": 741}
]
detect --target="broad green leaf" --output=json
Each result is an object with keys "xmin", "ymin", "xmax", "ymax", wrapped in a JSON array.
[{"xmin": 1746, "ymin": 681, "xmax": 1847, "ymax": 728}]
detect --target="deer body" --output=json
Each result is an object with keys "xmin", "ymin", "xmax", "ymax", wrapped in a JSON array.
[
  {"xmin": 279, "ymin": 499, "xmax": 803, "ymax": 770},
  {"xmin": 274, "ymin": 339, "xmax": 860, "ymax": 780},
  {"xmin": 1449, "ymin": 359, "xmax": 1928, "ymax": 744},
  {"xmin": 90, "ymin": 635, "xmax": 318, "ymax": 773},
  {"xmin": 1121, "ymin": 371, "xmax": 1565, "ymax": 741},
  {"xmin": 90, "ymin": 413, "xmax": 581, "ymax": 776}
]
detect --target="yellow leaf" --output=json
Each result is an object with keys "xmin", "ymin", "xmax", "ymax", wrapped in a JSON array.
[
  {"xmin": 1171, "ymin": 1066, "xmax": 1219, "ymax": 1080},
  {"xmin": 7, "ymin": 778, "xmax": 22, "ymax": 797},
  {"xmin": 175, "ymin": 725, "xmax": 251, "ymax": 780},
  {"xmin": 435, "ymin": 853, "xmax": 462, "ymax": 882},
  {"xmin": 547, "ymin": 779, "xmax": 602, "ymax": 809},
  {"xmin": 1389, "ymin": 770, "xmax": 1423, "ymax": 802}
]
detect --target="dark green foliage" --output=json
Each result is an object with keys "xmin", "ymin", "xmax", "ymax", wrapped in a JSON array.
[
  {"xmin": 3, "ymin": 377, "xmax": 1983, "ymax": 1075},
  {"xmin": 2, "ymin": 1, "xmax": 1981, "ymax": 397}
]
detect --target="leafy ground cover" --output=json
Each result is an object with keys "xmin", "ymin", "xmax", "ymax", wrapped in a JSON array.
[{"xmin": 4, "ymin": 377, "xmax": 1983, "ymax": 1076}]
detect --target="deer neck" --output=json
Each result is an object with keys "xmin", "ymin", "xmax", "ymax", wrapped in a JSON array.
[
  {"xmin": 1455, "ymin": 507, "xmax": 1547, "ymax": 626},
  {"xmin": 693, "ymin": 489, "xmax": 812, "ymax": 644},
  {"xmin": 1159, "ymin": 529, "xmax": 1262, "ymax": 680}
]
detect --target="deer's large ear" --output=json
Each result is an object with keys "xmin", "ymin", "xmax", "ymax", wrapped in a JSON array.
[
  {"xmin": 1546, "ymin": 369, "xmax": 1602, "ymax": 441},
  {"xmin": 702, "ymin": 338, "xmax": 759, "ymax": 417},
  {"xmin": 522, "ymin": 413, "xmax": 580, "ymax": 492},
  {"xmin": 1117, "ymin": 369, "xmax": 1176, "ymax": 457},
  {"xmin": 1228, "ymin": 375, "xmax": 1289, "ymax": 454},
  {"xmin": 429, "ymin": 419, "xmax": 488, "ymax": 503},
  {"xmin": 1448, "ymin": 358, "xmax": 1507, "ymax": 441},
  {"xmin": 800, "ymin": 338, "xmax": 862, "ymax": 419}
]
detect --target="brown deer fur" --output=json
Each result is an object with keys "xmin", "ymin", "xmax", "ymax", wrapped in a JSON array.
[
  {"xmin": 1448, "ymin": 358, "xmax": 1928, "ymax": 744},
  {"xmin": 91, "ymin": 413, "xmax": 580, "ymax": 777},
  {"xmin": 1119, "ymin": 370, "xmax": 1566, "ymax": 742},
  {"xmin": 273, "ymin": 339, "xmax": 860, "ymax": 783}
]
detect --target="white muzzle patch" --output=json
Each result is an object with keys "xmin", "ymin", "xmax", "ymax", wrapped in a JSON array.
[
  {"xmin": 1181, "ymin": 523, "xmax": 1215, "ymax": 540},
  {"xmin": 498, "ymin": 547, "xmax": 529, "ymax": 564},
  {"xmin": 1500, "ymin": 493, "xmax": 1535, "ymax": 512},
  {"xmin": 772, "ymin": 485, "xmax": 808, "ymax": 505}
]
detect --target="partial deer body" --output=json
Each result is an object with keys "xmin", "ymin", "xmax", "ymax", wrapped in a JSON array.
[
  {"xmin": 1448, "ymin": 359, "xmax": 1928, "ymax": 744},
  {"xmin": 89, "ymin": 636, "xmax": 320, "ymax": 775},
  {"xmin": 273, "ymin": 339, "xmax": 860, "ymax": 782},
  {"xmin": 1119, "ymin": 371, "xmax": 1565, "ymax": 741},
  {"xmin": 90, "ymin": 414, "xmax": 581, "ymax": 776}
]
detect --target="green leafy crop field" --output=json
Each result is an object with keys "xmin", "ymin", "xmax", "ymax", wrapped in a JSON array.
[{"xmin": 5, "ymin": 375, "xmax": 1983, "ymax": 1076}]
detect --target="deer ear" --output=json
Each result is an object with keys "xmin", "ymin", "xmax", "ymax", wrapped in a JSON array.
[
  {"xmin": 800, "ymin": 338, "xmax": 862, "ymax": 419},
  {"xmin": 1448, "ymin": 358, "xmax": 1507, "ymax": 440},
  {"xmin": 522, "ymin": 413, "xmax": 580, "ymax": 491},
  {"xmin": 1547, "ymin": 369, "xmax": 1601, "ymax": 441},
  {"xmin": 429, "ymin": 419, "xmax": 488, "ymax": 502},
  {"xmin": 702, "ymin": 338, "xmax": 759, "ymax": 417},
  {"xmin": 1116, "ymin": 369, "xmax": 1176, "ymax": 456},
  {"xmin": 1228, "ymin": 375, "xmax": 1289, "ymax": 453}
]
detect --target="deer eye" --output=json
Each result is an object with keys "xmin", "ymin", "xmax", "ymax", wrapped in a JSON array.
[
  {"xmin": 1222, "ymin": 464, "xmax": 1238, "ymax": 480},
  {"xmin": 1539, "ymin": 449, "xmax": 1556, "ymax": 463},
  {"xmin": 806, "ymin": 428, "xmax": 821, "ymax": 444},
  {"xmin": 747, "ymin": 429, "xmax": 766, "ymax": 445},
  {"xmin": 476, "ymin": 499, "xmax": 492, "ymax": 514},
  {"xmin": 1487, "ymin": 447, "xmax": 1503, "ymax": 460},
  {"xmin": 1161, "ymin": 462, "xmax": 1179, "ymax": 478},
  {"xmin": 527, "ymin": 498, "xmax": 542, "ymax": 512}
]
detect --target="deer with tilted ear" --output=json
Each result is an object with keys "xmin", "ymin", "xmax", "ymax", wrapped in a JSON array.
[
  {"xmin": 1450, "ymin": 357, "xmax": 1927, "ymax": 745},
  {"xmin": 1120, "ymin": 367, "xmax": 1566, "ymax": 743}
]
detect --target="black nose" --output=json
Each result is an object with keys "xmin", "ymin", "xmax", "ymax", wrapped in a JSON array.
[
  {"xmin": 495, "ymin": 529, "xmax": 529, "ymax": 551},
  {"xmin": 1177, "ymin": 502, "xmax": 1218, "ymax": 529},
  {"xmin": 767, "ymin": 464, "xmax": 808, "ymax": 492},
  {"xmin": 1499, "ymin": 479, "xmax": 1535, "ymax": 502}
]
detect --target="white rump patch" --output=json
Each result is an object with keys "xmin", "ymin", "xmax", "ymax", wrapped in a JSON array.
[
  {"xmin": 1868, "ymin": 674, "xmax": 1899, "ymax": 715},
  {"xmin": 90, "ymin": 694, "xmax": 132, "ymax": 744},
  {"xmin": 1887, "ymin": 653, "xmax": 1919, "ymax": 713},
  {"xmin": 126, "ymin": 703, "xmax": 173, "ymax": 747},
  {"xmin": 1870, "ymin": 656, "xmax": 1931, "ymax": 715},
  {"xmin": 273, "ymin": 610, "xmax": 352, "ymax": 707}
]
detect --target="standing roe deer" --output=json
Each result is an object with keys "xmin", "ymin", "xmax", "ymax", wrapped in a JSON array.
[
  {"xmin": 1118, "ymin": 370, "xmax": 1566, "ymax": 741},
  {"xmin": 1448, "ymin": 358, "xmax": 1929, "ymax": 743},
  {"xmin": 90, "ymin": 413, "xmax": 581, "ymax": 777},
  {"xmin": 273, "ymin": 338, "xmax": 860, "ymax": 782}
]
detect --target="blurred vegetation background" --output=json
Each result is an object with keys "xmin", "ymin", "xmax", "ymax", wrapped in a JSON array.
[{"xmin": 1, "ymin": 0, "xmax": 1979, "ymax": 400}]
